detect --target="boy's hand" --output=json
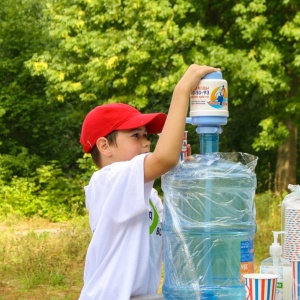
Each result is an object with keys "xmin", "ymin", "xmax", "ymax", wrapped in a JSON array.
[
  {"xmin": 187, "ymin": 144, "xmax": 192, "ymax": 156},
  {"xmin": 175, "ymin": 64, "xmax": 221, "ymax": 95},
  {"xmin": 184, "ymin": 144, "xmax": 195, "ymax": 161},
  {"xmin": 144, "ymin": 64, "xmax": 218, "ymax": 182}
]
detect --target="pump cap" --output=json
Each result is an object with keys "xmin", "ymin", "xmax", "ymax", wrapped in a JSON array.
[{"xmin": 203, "ymin": 71, "xmax": 223, "ymax": 80}]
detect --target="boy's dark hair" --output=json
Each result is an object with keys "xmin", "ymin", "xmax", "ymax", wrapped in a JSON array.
[{"xmin": 91, "ymin": 131, "xmax": 118, "ymax": 168}]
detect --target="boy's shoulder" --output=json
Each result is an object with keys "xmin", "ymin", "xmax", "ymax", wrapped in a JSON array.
[{"xmin": 92, "ymin": 153, "xmax": 149, "ymax": 181}]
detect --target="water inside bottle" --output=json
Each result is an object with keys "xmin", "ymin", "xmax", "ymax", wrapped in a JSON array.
[{"xmin": 162, "ymin": 153, "xmax": 257, "ymax": 300}]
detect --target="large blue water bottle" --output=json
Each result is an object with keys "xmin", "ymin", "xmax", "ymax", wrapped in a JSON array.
[{"xmin": 162, "ymin": 152, "xmax": 257, "ymax": 299}]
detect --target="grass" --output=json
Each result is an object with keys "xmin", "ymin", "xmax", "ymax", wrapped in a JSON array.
[
  {"xmin": 0, "ymin": 215, "xmax": 91, "ymax": 300},
  {"xmin": 254, "ymin": 191, "xmax": 283, "ymax": 270},
  {"xmin": 0, "ymin": 191, "xmax": 284, "ymax": 299}
]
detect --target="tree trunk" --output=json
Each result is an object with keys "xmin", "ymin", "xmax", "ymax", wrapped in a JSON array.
[{"xmin": 275, "ymin": 119, "xmax": 297, "ymax": 194}]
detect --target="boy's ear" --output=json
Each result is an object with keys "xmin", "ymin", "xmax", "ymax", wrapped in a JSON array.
[{"xmin": 96, "ymin": 137, "xmax": 112, "ymax": 157}]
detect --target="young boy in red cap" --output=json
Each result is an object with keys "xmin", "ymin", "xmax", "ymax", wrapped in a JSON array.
[{"xmin": 79, "ymin": 64, "xmax": 219, "ymax": 300}]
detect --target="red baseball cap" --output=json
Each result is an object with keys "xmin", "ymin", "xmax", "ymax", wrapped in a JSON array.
[{"xmin": 80, "ymin": 103, "xmax": 167, "ymax": 153}]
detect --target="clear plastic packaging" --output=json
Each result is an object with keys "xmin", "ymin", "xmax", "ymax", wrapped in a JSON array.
[
  {"xmin": 162, "ymin": 152, "xmax": 257, "ymax": 300},
  {"xmin": 281, "ymin": 184, "xmax": 300, "ymax": 261}
]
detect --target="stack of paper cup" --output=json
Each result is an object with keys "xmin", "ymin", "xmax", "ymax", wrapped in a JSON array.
[
  {"xmin": 243, "ymin": 273, "xmax": 278, "ymax": 300},
  {"xmin": 283, "ymin": 208, "xmax": 300, "ymax": 261},
  {"xmin": 283, "ymin": 207, "xmax": 300, "ymax": 300}
]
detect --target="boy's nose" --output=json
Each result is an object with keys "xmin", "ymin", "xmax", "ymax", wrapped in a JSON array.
[{"xmin": 143, "ymin": 138, "xmax": 151, "ymax": 148}]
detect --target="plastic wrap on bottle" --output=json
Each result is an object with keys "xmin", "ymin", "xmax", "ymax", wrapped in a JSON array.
[{"xmin": 162, "ymin": 152, "xmax": 257, "ymax": 300}]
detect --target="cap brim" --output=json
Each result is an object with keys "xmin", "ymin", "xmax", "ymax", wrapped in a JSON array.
[{"xmin": 116, "ymin": 112, "xmax": 167, "ymax": 134}]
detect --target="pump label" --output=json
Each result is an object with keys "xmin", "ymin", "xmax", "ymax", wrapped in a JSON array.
[
  {"xmin": 180, "ymin": 131, "xmax": 188, "ymax": 160},
  {"xmin": 190, "ymin": 79, "xmax": 228, "ymax": 117},
  {"xmin": 240, "ymin": 240, "xmax": 254, "ymax": 281}
]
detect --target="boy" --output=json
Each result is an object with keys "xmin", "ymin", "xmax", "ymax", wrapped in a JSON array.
[{"xmin": 79, "ymin": 64, "xmax": 219, "ymax": 299}]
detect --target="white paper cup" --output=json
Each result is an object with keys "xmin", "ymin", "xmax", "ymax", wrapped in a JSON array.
[
  {"xmin": 243, "ymin": 273, "xmax": 278, "ymax": 300},
  {"xmin": 292, "ymin": 261, "xmax": 300, "ymax": 300}
]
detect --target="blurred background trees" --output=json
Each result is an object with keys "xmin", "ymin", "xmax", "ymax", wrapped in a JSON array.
[{"xmin": 1, "ymin": 0, "xmax": 299, "ymax": 219}]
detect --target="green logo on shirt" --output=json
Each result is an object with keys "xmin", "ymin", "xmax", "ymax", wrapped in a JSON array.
[{"xmin": 149, "ymin": 200, "xmax": 159, "ymax": 234}]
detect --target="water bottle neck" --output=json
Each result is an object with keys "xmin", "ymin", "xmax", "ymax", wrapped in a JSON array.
[{"xmin": 200, "ymin": 133, "xmax": 219, "ymax": 154}]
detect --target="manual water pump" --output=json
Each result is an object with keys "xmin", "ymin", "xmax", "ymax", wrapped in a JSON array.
[{"xmin": 186, "ymin": 71, "xmax": 228, "ymax": 154}]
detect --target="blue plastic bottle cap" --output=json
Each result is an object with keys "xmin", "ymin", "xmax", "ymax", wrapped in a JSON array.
[{"xmin": 203, "ymin": 71, "xmax": 223, "ymax": 80}]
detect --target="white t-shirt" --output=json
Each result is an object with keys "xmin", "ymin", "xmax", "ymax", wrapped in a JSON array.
[{"xmin": 79, "ymin": 154, "xmax": 163, "ymax": 300}]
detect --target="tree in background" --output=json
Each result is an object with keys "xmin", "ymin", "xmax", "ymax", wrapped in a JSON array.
[
  {"xmin": 223, "ymin": 0, "xmax": 300, "ymax": 193},
  {"xmin": 0, "ymin": 0, "xmax": 83, "ymax": 175},
  {"xmin": 1, "ymin": 0, "xmax": 299, "ymax": 193}
]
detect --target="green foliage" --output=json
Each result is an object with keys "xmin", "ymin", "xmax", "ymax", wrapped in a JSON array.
[
  {"xmin": 0, "ymin": 156, "xmax": 95, "ymax": 221},
  {"xmin": 254, "ymin": 191, "xmax": 286, "ymax": 267},
  {"xmin": 24, "ymin": 0, "xmax": 300, "ymax": 149},
  {"xmin": 26, "ymin": 0, "xmax": 197, "ymax": 108},
  {"xmin": 0, "ymin": 148, "xmax": 41, "ymax": 181},
  {"xmin": 253, "ymin": 118, "xmax": 289, "ymax": 151},
  {"xmin": 1, "ymin": 0, "xmax": 300, "ymax": 204},
  {"xmin": 0, "ymin": 0, "xmax": 84, "ymax": 169}
]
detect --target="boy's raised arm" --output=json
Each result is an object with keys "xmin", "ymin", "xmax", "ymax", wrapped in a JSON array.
[{"xmin": 144, "ymin": 64, "xmax": 220, "ymax": 183}]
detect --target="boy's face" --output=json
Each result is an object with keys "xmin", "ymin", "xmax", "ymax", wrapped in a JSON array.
[{"xmin": 110, "ymin": 126, "xmax": 151, "ymax": 162}]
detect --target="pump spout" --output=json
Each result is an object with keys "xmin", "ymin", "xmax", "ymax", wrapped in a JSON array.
[
  {"xmin": 186, "ymin": 119, "xmax": 224, "ymax": 155},
  {"xmin": 200, "ymin": 133, "xmax": 219, "ymax": 154},
  {"xmin": 185, "ymin": 120, "xmax": 224, "ymax": 154},
  {"xmin": 270, "ymin": 231, "xmax": 285, "ymax": 267}
]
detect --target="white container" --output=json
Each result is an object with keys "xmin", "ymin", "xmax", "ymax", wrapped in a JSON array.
[
  {"xmin": 281, "ymin": 184, "xmax": 300, "ymax": 261},
  {"xmin": 189, "ymin": 71, "xmax": 228, "ymax": 117},
  {"xmin": 260, "ymin": 231, "xmax": 292, "ymax": 300}
]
